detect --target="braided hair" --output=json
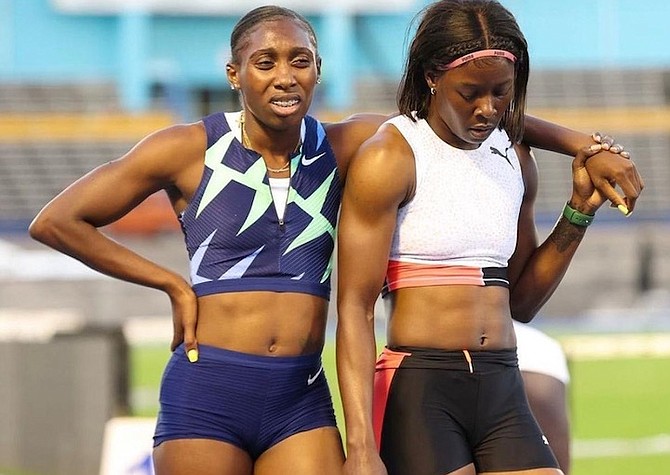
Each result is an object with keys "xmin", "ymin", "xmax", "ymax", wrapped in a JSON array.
[{"xmin": 398, "ymin": 0, "xmax": 529, "ymax": 143}]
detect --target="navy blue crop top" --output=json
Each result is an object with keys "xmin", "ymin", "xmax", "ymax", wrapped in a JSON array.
[{"xmin": 179, "ymin": 112, "xmax": 341, "ymax": 300}]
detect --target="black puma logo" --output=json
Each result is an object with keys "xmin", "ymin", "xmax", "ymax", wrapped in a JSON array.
[{"xmin": 489, "ymin": 146, "xmax": 514, "ymax": 168}]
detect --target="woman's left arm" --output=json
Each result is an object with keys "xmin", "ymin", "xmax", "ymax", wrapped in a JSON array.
[
  {"xmin": 507, "ymin": 142, "xmax": 608, "ymax": 322},
  {"xmin": 523, "ymin": 115, "xmax": 622, "ymax": 155}
]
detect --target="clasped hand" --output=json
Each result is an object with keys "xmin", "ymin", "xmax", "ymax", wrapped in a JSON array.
[{"xmin": 578, "ymin": 133, "xmax": 643, "ymax": 216}]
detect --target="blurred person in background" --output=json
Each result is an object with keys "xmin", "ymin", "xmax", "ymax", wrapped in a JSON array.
[
  {"xmin": 335, "ymin": 1, "xmax": 643, "ymax": 474},
  {"xmin": 516, "ymin": 321, "xmax": 572, "ymax": 474},
  {"xmin": 29, "ymin": 4, "xmax": 639, "ymax": 475}
]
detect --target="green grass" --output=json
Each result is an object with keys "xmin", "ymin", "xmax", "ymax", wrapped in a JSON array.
[
  {"xmin": 130, "ymin": 344, "xmax": 172, "ymax": 389},
  {"xmin": 572, "ymin": 453, "xmax": 670, "ymax": 475},
  {"xmin": 570, "ymin": 357, "xmax": 670, "ymax": 439},
  {"xmin": 129, "ymin": 344, "xmax": 172, "ymax": 417},
  {"xmin": 0, "ymin": 469, "xmax": 43, "ymax": 475},
  {"xmin": 568, "ymin": 356, "xmax": 670, "ymax": 475},
  {"xmin": 129, "ymin": 343, "xmax": 670, "ymax": 475}
]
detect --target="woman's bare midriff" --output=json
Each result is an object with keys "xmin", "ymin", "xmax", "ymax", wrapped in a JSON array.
[
  {"xmin": 195, "ymin": 291, "xmax": 329, "ymax": 356},
  {"xmin": 386, "ymin": 285, "xmax": 517, "ymax": 350}
]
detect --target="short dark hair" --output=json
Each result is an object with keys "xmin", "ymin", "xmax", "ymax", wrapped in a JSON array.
[
  {"xmin": 230, "ymin": 5, "xmax": 319, "ymax": 64},
  {"xmin": 397, "ymin": 0, "xmax": 529, "ymax": 143}
]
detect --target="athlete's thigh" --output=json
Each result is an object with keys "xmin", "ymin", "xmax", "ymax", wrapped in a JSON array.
[
  {"xmin": 521, "ymin": 371, "xmax": 570, "ymax": 474},
  {"xmin": 153, "ymin": 438, "xmax": 253, "ymax": 475},
  {"xmin": 253, "ymin": 426, "xmax": 344, "ymax": 475},
  {"xmin": 378, "ymin": 367, "xmax": 474, "ymax": 473}
]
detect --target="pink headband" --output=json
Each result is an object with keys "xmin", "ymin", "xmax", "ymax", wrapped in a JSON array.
[{"xmin": 441, "ymin": 49, "xmax": 517, "ymax": 70}]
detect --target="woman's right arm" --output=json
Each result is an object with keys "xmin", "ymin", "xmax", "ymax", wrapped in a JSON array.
[
  {"xmin": 29, "ymin": 123, "xmax": 205, "ymax": 354},
  {"xmin": 336, "ymin": 125, "xmax": 412, "ymax": 475}
]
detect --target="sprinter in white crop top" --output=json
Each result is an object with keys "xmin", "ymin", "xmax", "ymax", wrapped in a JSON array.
[
  {"xmin": 335, "ymin": 2, "xmax": 641, "ymax": 474},
  {"xmin": 383, "ymin": 114, "xmax": 523, "ymax": 294}
]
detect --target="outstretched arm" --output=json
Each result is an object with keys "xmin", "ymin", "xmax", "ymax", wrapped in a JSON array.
[
  {"xmin": 331, "ymin": 113, "xmax": 643, "ymax": 213},
  {"xmin": 523, "ymin": 115, "xmax": 643, "ymax": 214},
  {"xmin": 524, "ymin": 115, "xmax": 625, "ymax": 155}
]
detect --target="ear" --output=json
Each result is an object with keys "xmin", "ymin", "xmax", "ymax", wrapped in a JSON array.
[
  {"xmin": 226, "ymin": 63, "xmax": 239, "ymax": 90},
  {"xmin": 424, "ymin": 71, "xmax": 437, "ymax": 91}
]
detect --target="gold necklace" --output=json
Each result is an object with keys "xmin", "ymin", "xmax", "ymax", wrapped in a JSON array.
[
  {"xmin": 265, "ymin": 162, "xmax": 290, "ymax": 173},
  {"xmin": 240, "ymin": 112, "xmax": 298, "ymax": 174}
]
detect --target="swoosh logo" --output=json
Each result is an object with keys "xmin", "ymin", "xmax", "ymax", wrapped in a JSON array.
[
  {"xmin": 301, "ymin": 152, "xmax": 326, "ymax": 166},
  {"xmin": 307, "ymin": 364, "xmax": 323, "ymax": 385}
]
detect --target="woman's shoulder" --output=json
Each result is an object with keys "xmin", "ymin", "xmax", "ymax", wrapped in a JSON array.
[
  {"xmin": 141, "ymin": 120, "xmax": 206, "ymax": 155},
  {"xmin": 318, "ymin": 113, "xmax": 389, "ymax": 177},
  {"xmin": 124, "ymin": 121, "xmax": 207, "ymax": 179},
  {"xmin": 348, "ymin": 119, "xmax": 415, "ymax": 183},
  {"xmin": 322, "ymin": 113, "xmax": 389, "ymax": 146}
]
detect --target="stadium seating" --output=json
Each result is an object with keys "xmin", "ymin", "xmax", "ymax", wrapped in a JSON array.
[
  {"xmin": 3, "ymin": 71, "xmax": 668, "ymax": 232},
  {"xmin": 0, "ymin": 82, "xmax": 176, "ymax": 233}
]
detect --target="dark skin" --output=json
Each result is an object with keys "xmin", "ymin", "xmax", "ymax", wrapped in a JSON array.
[
  {"xmin": 29, "ymin": 15, "xmax": 642, "ymax": 475},
  {"xmin": 30, "ymin": 18, "xmax": 349, "ymax": 475},
  {"xmin": 522, "ymin": 371, "xmax": 572, "ymax": 474},
  {"xmin": 27, "ymin": 17, "xmax": 397, "ymax": 475},
  {"xmin": 336, "ymin": 58, "xmax": 614, "ymax": 475}
]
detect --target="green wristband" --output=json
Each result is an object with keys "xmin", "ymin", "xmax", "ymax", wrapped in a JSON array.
[{"xmin": 563, "ymin": 202, "xmax": 594, "ymax": 227}]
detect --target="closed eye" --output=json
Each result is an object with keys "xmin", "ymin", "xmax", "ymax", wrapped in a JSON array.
[
  {"xmin": 494, "ymin": 85, "xmax": 513, "ymax": 98},
  {"xmin": 292, "ymin": 57, "xmax": 312, "ymax": 68},
  {"xmin": 459, "ymin": 92, "xmax": 475, "ymax": 102},
  {"xmin": 256, "ymin": 60, "xmax": 275, "ymax": 70}
]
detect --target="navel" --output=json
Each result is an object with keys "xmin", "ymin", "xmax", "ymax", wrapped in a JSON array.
[{"xmin": 267, "ymin": 339, "xmax": 278, "ymax": 354}]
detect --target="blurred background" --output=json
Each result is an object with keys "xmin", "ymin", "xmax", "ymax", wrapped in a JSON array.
[{"xmin": 0, "ymin": 0, "xmax": 668, "ymax": 474}]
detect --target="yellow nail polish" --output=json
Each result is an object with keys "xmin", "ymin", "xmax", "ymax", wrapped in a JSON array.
[
  {"xmin": 187, "ymin": 349, "xmax": 199, "ymax": 363},
  {"xmin": 617, "ymin": 204, "xmax": 630, "ymax": 216}
]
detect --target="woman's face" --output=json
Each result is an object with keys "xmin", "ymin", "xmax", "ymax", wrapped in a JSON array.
[
  {"xmin": 426, "ymin": 57, "xmax": 515, "ymax": 149},
  {"xmin": 227, "ymin": 18, "xmax": 320, "ymax": 130}
]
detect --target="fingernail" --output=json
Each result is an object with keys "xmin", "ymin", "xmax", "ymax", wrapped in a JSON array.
[
  {"xmin": 187, "ymin": 349, "xmax": 199, "ymax": 363},
  {"xmin": 589, "ymin": 144, "xmax": 602, "ymax": 151},
  {"xmin": 617, "ymin": 204, "xmax": 630, "ymax": 216}
]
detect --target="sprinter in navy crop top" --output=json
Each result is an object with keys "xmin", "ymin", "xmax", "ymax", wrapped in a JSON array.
[{"xmin": 180, "ymin": 111, "xmax": 340, "ymax": 300}]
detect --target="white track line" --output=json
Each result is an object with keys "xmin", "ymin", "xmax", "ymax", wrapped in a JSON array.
[
  {"xmin": 573, "ymin": 434, "xmax": 670, "ymax": 458},
  {"xmin": 560, "ymin": 333, "xmax": 670, "ymax": 360}
]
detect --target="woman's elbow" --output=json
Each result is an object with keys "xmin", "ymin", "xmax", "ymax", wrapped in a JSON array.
[
  {"xmin": 512, "ymin": 313, "xmax": 534, "ymax": 324},
  {"xmin": 29, "ymin": 212, "xmax": 48, "ymax": 242},
  {"xmin": 510, "ymin": 298, "xmax": 538, "ymax": 323},
  {"xmin": 28, "ymin": 209, "xmax": 65, "ymax": 246}
]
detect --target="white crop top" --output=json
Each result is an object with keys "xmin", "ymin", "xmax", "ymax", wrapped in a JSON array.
[{"xmin": 384, "ymin": 114, "xmax": 525, "ymax": 292}]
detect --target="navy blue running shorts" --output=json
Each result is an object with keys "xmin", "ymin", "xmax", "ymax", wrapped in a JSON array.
[{"xmin": 154, "ymin": 344, "xmax": 336, "ymax": 459}]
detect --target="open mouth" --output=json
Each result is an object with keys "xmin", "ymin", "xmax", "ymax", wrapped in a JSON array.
[
  {"xmin": 271, "ymin": 98, "xmax": 300, "ymax": 108},
  {"xmin": 270, "ymin": 97, "xmax": 301, "ymax": 116}
]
